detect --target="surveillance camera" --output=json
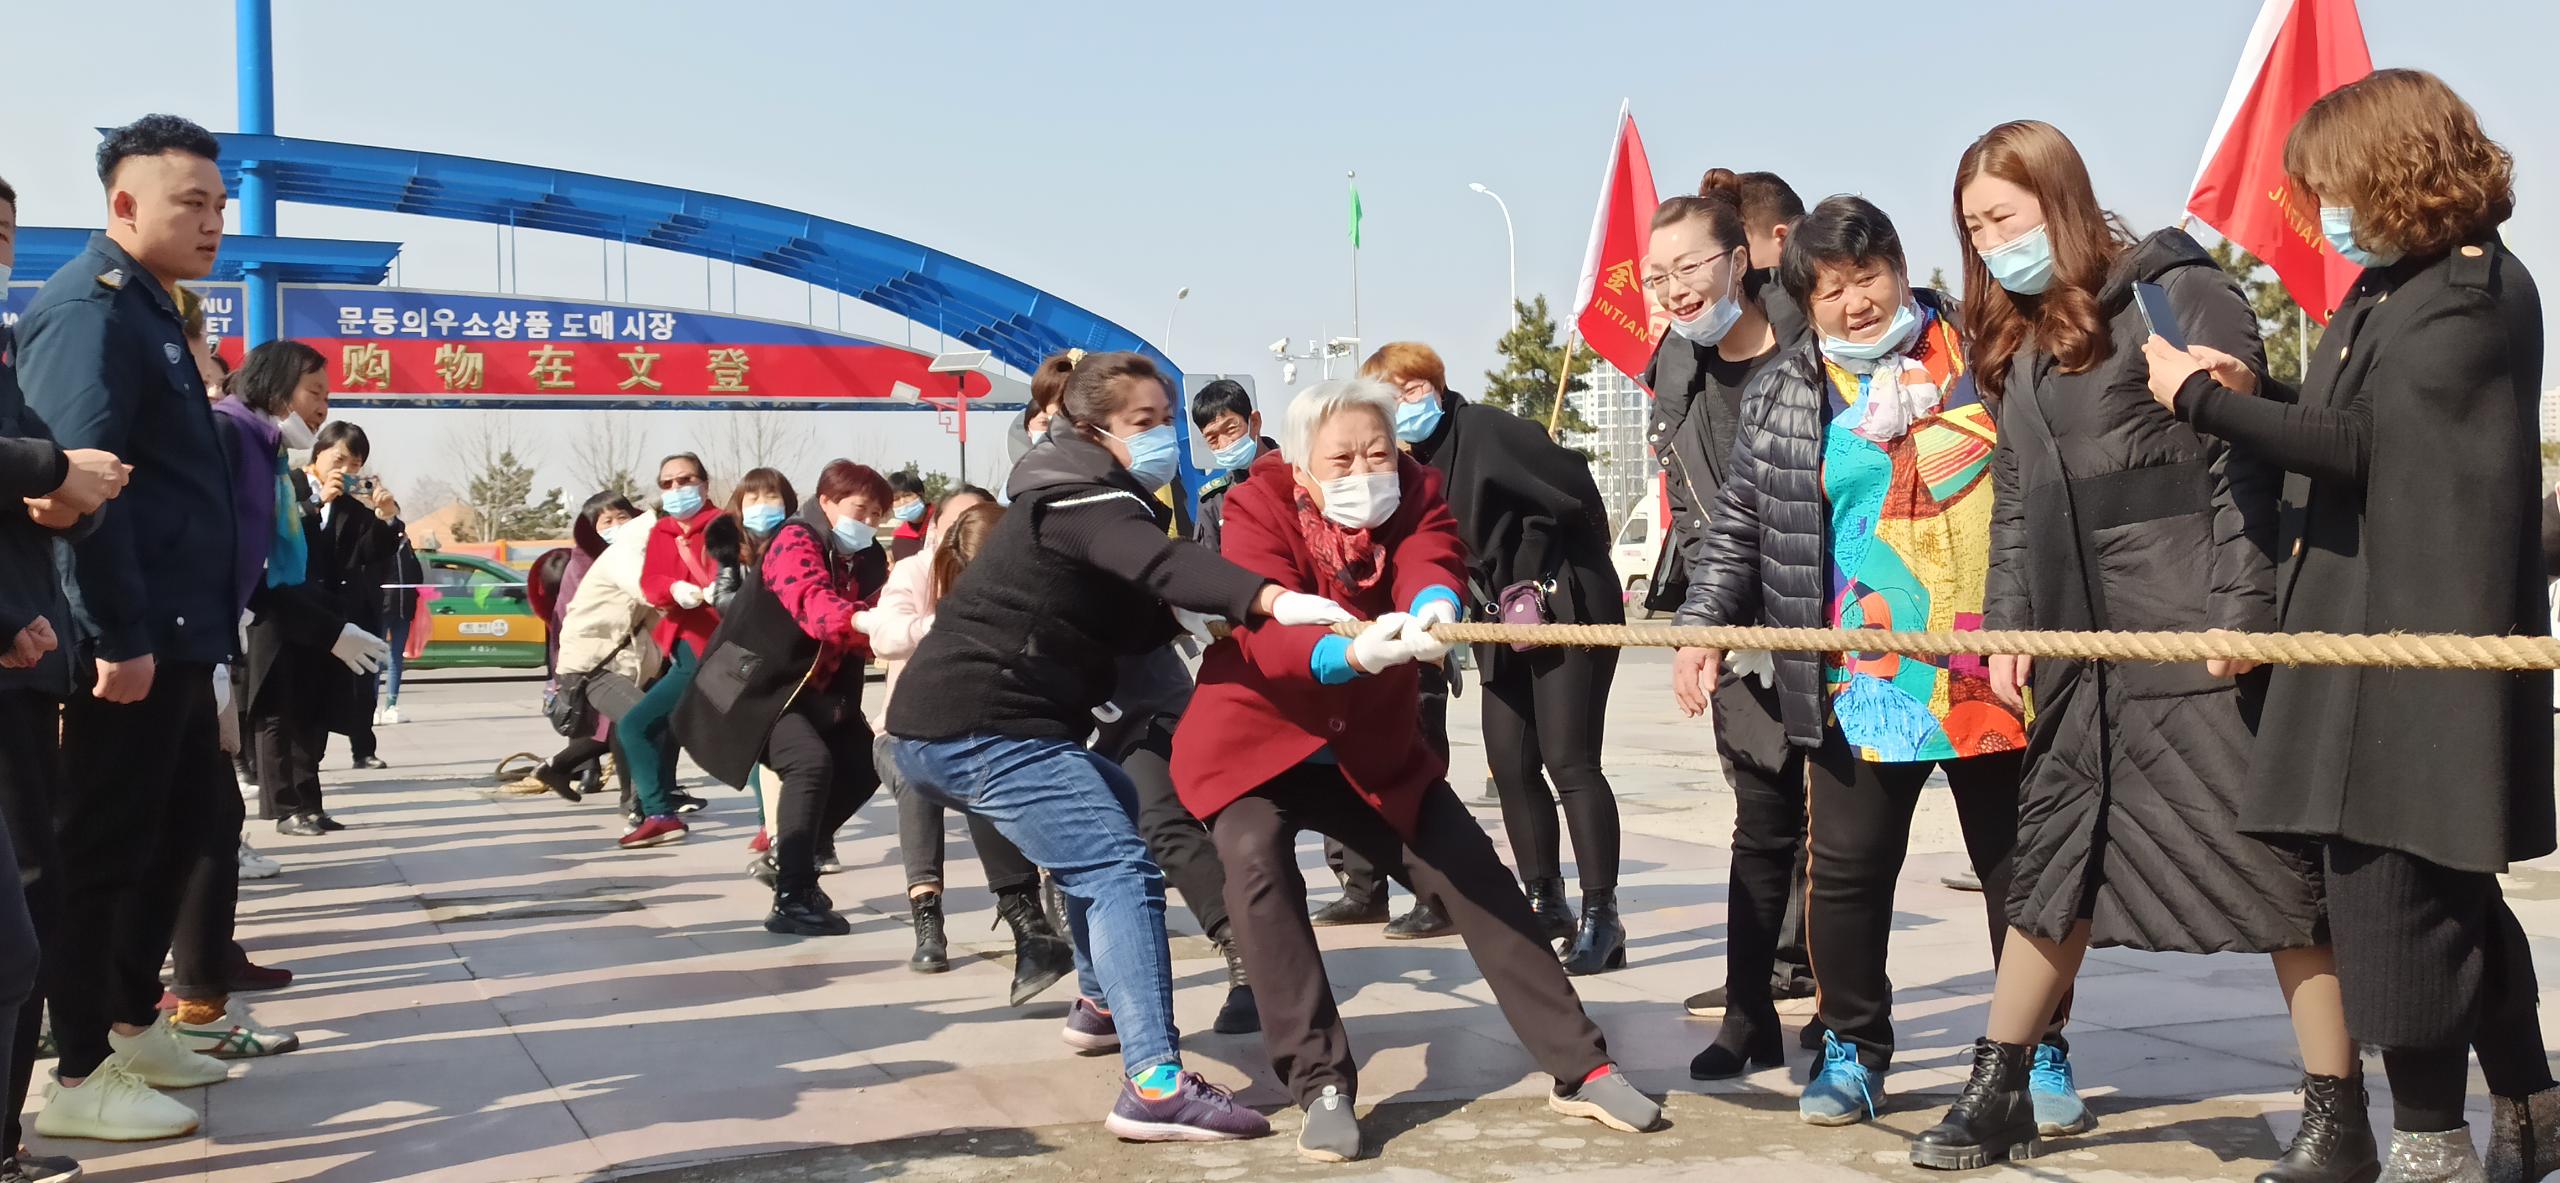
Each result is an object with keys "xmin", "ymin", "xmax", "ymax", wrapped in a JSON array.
[{"xmin": 1268, "ymin": 337, "xmax": 1291, "ymax": 356}]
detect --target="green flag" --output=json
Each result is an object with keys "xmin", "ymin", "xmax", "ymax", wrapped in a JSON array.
[{"xmin": 1348, "ymin": 180, "xmax": 1362, "ymax": 248}]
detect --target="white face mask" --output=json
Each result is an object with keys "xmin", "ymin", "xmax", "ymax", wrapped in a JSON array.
[
  {"xmin": 0, "ymin": 264, "xmax": 12, "ymax": 289},
  {"xmin": 1669, "ymin": 292, "xmax": 1743, "ymax": 345},
  {"xmin": 1316, "ymin": 471, "xmax": 1400, "ymax": 530}
]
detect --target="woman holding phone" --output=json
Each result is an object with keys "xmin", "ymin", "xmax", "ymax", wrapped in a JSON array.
[{"xmin": 1910, "ymin": 120, "xmax": 2353, "ymax": 1182}]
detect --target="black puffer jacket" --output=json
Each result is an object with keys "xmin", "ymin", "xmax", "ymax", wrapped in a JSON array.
[
  {"xmin": 1994, "ymin": 228, "xmax": 2320, "ymax": 955},
  {"xmin": 1678, "ymin": 288, "xmax": 1962, "ymax": 747}
]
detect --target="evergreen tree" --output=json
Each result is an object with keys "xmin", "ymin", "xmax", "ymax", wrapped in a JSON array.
[
  {"xmin": 462, "ymin": 449, "xmax": 571, "ymax": 541},
  {"xmin": 893, "ymin": 461, "xmax": 955, "ymax": 505},
  {"xmin": 1481, "ymin": 295, "xmax": 1598, "ymax": 437},
  {"xmin": 2208, "ymin": 241, "xmax": 2313, "ymax": 386}
]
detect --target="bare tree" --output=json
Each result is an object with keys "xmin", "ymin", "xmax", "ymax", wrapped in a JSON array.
[
  {"xmin": 565, "ymin": 410, "xmax": 647, "ymax": 502},
  {"xmin": 703, "ymin": 409, "xmax": 810, "ymax": 501}
]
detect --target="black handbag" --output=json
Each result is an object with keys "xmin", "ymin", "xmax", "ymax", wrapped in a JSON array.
[{"xmin": 547, "ymin": 628, "xmax": 638, "ymax": 737}]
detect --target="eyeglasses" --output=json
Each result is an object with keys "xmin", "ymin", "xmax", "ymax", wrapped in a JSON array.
[
  {"xmin": 1640, "ymin": 248, "xmax": 1741, "ymax": 296},
  {"xmin": 657, "ymin": 473, "xmax": 703, "ymax": 490}
]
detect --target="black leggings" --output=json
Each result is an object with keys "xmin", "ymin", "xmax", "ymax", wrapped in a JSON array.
[
  {"xmin": 1098, "ymin": 711, "xmax": 1232, "ymax": 943},
  {"xmin": 1482, "ymin": 645, "xmax": 1620, "ymax": 894},
  {"xmin": 883, "ymin": 728, "xmax": 1039, "ymax": 897},
  {"xmin": 762, "ymin": 699, "xmax": 881, "ymax": 896}
]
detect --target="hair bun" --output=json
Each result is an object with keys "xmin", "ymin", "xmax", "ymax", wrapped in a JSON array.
[{"xmin": 1697, "ymin": 168, "xmax": 1744, "ymax": 201}]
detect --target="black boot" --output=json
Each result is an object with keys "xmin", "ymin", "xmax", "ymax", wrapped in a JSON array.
[
  {"xmin": 1690, "ymin": 1015, "xmax": 1785, "ymax": 1080},
  {"xmin": 1310, "ymin": 894, "xmax": 1388, "ymax": 926},
  {"xmin": 1910, "ymin": 1039, "xmax": 2042, "ymax": 1170},
  {"xmin": 908, "ymin": 891, "xmax": 950, "ymax": 974},
  {"xmin": 2260, "ymin": 1071, "xmax": 2378, "ymax": 1183},
  {"xmin": 1524, "ymin": 876, "xmax": 1575, "ymax": 943},
  {"xmin": 1211, "ymin": 934, "xmax": 1259, "ymax": 1035},
  {"xmin": 1560, "ymin": 889, "xmax": 1626, "ymax": 975},
  {"xmin": 1040, "ymin": 874, "xmax": 1069, "ymax": 939},
  {"xmin": 996, "ymin": 889, "xmax": 1075, "ymax": 1007},
  {"xmin": 1383, "ymin": 900, "xmax": 1454, "ymax": 940},
  {"xmin": 2488, "ymin": 1083, "xmax": 2560, "ymax": 1183},
  {"xmin": 765, "ymin": 889, "xmax": 851, "ymax": 936}
]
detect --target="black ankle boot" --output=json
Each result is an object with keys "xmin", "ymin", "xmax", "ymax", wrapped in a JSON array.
[
  {"xmin": 995, "ymin": 890, "xmax": 1074, "ymax": 1007},
  {"xmin": 2259, "ymin": 1070, "xmax": 2377, "ymax": 1183},
  {"xmin": 2488, "ymin": 1082, "xmax": 2560, "ymax": 1183},
  {"xmin": 908, "ymin": 891, "xmax": 950, "ymax": 974},
  {"xmin": 1689, "ymin": 1016, "xmax": 1784, "ymax": 1081},
  {"xmin": 1561, "ymin": 889, "xmax": 1626, "ymax": 975},
  {"xmin": 1910, "ymin": 1039, "xmax": 2042, "ymax": 1170},
  {"xmin": 1383, "ymin": 900, "xmax": 1454, "ymax": 940},
  {"xmin": 1524, "ymin": 876, "xmax": 1575, "ymax": 943},
  {"xmin": 765, "ymin": 889, "xmax": 850, "ymax": 937},
  {"xmin": 1212, "ymin": 935, "xmax": 1259, "ymax": 1035}
]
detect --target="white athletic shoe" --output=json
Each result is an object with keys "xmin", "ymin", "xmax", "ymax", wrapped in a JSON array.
[
  {"xmin": 236, "ymin": 840, "xmax": 281, "ymax": 881},
  {"xmin": 33, "ymin": 1058, "xmax": 200, "ymax": 1140},
  {"xmin": 172, "ymin": 1001, "xmax": 299, "ymax": 1059},
  {"xmin": 106, "ymin": 1017, "xmax": 230, "ymax": 1088},
  {"xmin": 380, "ymin": 703, "xmax": 406, "ymax": 725}
]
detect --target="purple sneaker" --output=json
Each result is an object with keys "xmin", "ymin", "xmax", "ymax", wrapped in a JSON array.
[
  {"xmin": 1104, "ymin": 1072, "xmax": 1272, "ymax": 1142},
  {"xmin": 1061, "ymin": 997, "xmax": 1119, "ymax": 1054}
]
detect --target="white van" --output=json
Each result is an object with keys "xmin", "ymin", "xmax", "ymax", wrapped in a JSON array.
[{"xmin": 1609, "ymin": 492, "xmax": 1664, "ymax": 618}]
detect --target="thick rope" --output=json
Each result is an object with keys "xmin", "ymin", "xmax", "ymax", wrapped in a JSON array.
[{"xmin": 1305, "ymin": 621, "xmax": 2560, "ymax": 671}]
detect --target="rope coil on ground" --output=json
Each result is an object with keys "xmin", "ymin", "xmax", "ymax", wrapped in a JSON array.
[{"xmin": 1299, "ymin": 621, "xmax": 2560, "ymax": 671}]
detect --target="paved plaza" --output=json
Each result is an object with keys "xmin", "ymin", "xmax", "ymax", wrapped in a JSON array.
[{"xmin": 38, "ymin": 654, "xmax": 2560, "ymax": 1182}]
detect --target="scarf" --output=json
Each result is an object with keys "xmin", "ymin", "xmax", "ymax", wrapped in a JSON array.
[
  {"xmin": 266, "ymin": 451, "xmax": 307, "ymax": 588},
  {"xmin": 1826, "ymin": 304, "xmax": 1952, "ymax": 445},
  {"xmin": 1293, "ymin": 487, "xmax": 1385, "ymax": 601}
]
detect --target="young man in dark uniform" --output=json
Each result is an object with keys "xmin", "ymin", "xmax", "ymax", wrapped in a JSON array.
[{"xmin": 15, "ymin": 115, "xmax": 247, "ymax": 1140}]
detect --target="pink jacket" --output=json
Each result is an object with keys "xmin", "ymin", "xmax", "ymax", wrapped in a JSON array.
[{"xmin": 864, "ymin": 550, "xmax": 941, "ymax": 715}]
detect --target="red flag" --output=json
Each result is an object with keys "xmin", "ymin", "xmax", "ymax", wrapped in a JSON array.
[
  {"xmin": 1571, "ymin": 102, "xmax": 1662, "ymax": 383},
  {"xmin": 2185, "ymin": 0, "xmax": 2372, "ymax": 322}
]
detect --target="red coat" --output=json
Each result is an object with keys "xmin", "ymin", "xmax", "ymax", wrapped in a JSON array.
[
  {"xmin": 1172, "ymin": 452, "xmax": 1469, "ymax": 837},
  {"xmin": 639, "ymin": 508, "xmax": 728, "ymax": 656}
]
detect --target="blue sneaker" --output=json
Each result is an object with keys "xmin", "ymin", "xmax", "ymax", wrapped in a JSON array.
[
  {"xmin": 2029, "ymin": 1041, "xmax": 2096, "ymax": 1136},
  {"xmin": 1800, "ymin": 1031, "xmax": 1884, "ymax": 1126}
]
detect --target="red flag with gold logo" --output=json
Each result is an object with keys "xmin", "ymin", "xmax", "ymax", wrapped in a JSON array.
[
  {"xmin": 2184, "ymin": 0, "xmax": 2372, "ymax": 322},
  {"xmin": 1571, "ymin": 102, "xmax": 1661, "ymax": 383}
]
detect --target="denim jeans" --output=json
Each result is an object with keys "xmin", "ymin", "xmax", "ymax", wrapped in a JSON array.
[
  {"xmin": 380, "ymin": 613, "xmax": 409, "ymax": 705},
  {"xmin": 888, "ymin": 732, "xmax": 1175, "ymax": 1077}
]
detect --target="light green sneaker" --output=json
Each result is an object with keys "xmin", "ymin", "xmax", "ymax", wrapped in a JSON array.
[{"xmin": 173, "ymin": 1003, "xmax": 300, "ymax": 1060}]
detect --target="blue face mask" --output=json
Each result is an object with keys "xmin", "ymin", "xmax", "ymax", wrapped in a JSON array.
[
  {"xmin": 2321, "ymin": 206, "xmax": 2402, "ymax": 270},
  {"xmin": 659, "ymin": 484, "xmax": 704, "ymax": 519},
  {"xmin": 598, "ymin": 522, "xmax": 624, "ymax": 545},
  {"xmin": 1393, "ymin": 392, "xmax": 1445, "ymax": 443},
  {"xmin": 1819, "ymin": 299, "xmax": 1922, "ymax": 365},
  {"xmin": 1110, "ymin": 424, "xmax": 1181, "ymax": 492},
  {"xmin": 831, "ymin": 515, "xmax": 877, "ymax": 552},
  {"xmin": 1210, "ymin": 435, "xmax": 1260, "ymax": 472},
  {"xmin": 1981, "ymin": 224, "xmax": 2056, "ymax": 295},
  {"xmin": 893, "ymin": 500, "xmax": 926, "ymax": 524},
  {"xmin": 741, "ymin": 504, "xmax": 787, "ymax": 535}
]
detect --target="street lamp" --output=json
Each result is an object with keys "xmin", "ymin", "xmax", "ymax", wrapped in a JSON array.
[
  {"xmin": 1469, "ymin": 182, "xmax": 1517, "ymax": 329},
  {"xmin": 1166, "ymin": 286, "xmax": 1191, "ymax": 356},
  {"xmin": 919, "ymin": 349, "xmax": 1001, "ymax": 481}
]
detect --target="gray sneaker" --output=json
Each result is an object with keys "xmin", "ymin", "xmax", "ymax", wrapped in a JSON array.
[
  {"xmin": 1549, "ymin": 1068, "xmax": 1662, "ymax": 1133},
  {"xmin": 1298, "ymin": 1085, "xmax": 1360, "ymax": 1162}
]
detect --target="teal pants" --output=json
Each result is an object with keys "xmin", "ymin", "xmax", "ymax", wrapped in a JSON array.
[{"xmin": 619, "ymin": 641, "xmax": 697, "ymax": 818}]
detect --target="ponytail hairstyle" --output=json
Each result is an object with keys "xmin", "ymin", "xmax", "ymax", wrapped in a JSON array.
[
  {"xmin": 1027, "ymin": 350, "xmax": 1078, "ymax": 436},
  {"xmin": 930, "ymin": 500, "xmax": 1005, "ymax": 600},
  {"xmin": 1652, "ymin": 168, "xmax": 1750, "ymax": 249},
  {"xmin": 1057, "ymin": 351, "xmax": 1168, "ymax": 434},
  {"xmin": 1955, "ymin": 120, "xmax": 2129, "ymax": 399}
]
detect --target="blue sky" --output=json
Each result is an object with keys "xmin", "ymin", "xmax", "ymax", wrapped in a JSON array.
[{"xmin": 4, "ymin": 0, "xmax": 2554, "ymax": 498}]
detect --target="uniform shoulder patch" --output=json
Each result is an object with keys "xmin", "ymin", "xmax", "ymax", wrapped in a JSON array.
[{"xmin": 95, "ymin": 269, "xmax": 126, "ymax": 291}]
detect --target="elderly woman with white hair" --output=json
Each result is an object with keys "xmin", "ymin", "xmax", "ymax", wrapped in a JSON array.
[{"xmin": 1171, "ymin": 379, "xmax": 1660, "ymax": 1163}]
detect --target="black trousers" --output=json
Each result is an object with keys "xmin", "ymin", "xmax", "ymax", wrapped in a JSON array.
[
  {"xmin": 763, "ymin": 697, "xmax": 880, "ymax": 896},
  {"xmin": 1211, "ymin": 765, "xmax": 1610, "ymax": 1105},
  {"xmin": 168, "ymin": 740, "xmax": 246, "ymax": 1002},
  {"xmin": 1328, "ymin": 664, "xmax": 1448, "ymax": 902},
  {"xmin": 1098, "ymin": 710, "xmax": 1232, "ymax": 942},
  {"xmin": 56, "ymin": 661, "xmax": 229, "ymax": 1078},
  {"xmin": 253, "ymin": 647, "xmax": 335, "ymax": 820},
  {"xmin": 1720, "ymin": 744, "xmax": 1812, "ymax": 1028},
  {"xmin": 1481, "ymin": 646, "xmax": 1622, "ymax": 894},
  {"xmin": 1806, "ymin": 733, "xmax": 2031, "ymax": 1068},
  {"xmin": 0, "ymin": 691, "xmax": 62, "ymax": 1149}
]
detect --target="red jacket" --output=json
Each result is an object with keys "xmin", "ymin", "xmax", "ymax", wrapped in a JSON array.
[
  {"xmin": 639, "ymin": 508, "xmax": 728, "ymax": 656},
  {"xmin": 1172, "ymin": 452, "xmax": 1468, "ymax": 837}
]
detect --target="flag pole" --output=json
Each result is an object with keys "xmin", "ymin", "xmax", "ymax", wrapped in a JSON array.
[
  {"xmin": 1546, "ymin": 328, "xmax": 1578, "ymax": 439},
  {"xmin": 1347, "ymin": 170, "xmax": 1361, "ymax": 356}
]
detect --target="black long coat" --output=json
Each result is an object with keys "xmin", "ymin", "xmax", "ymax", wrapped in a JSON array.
[
  {"xmin": 2176, "ymin": 235, "xmax": 2552, "ymax": 874},
  {"xmin": 1991, "ymin": 229, "xmax": 2322, "ymax": 953},
  {"xmin": 245, "ymin": 471, "xmax": 398, "ymax": 729},
  {"xmin": 676, "ymin": 515, "xmax": 887, "ymax": 788}
]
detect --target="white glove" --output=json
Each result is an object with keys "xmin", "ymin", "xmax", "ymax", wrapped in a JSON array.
[
  {"xmin": 851, "ymin": 609, "xmax": 874, "ymax": 636},
  {"xmin": 1272, "ymin": 592, "xmax": 1357, "ymax": 627},
  {"xmin": 1413, "ymin": 596, "xmax": 1460, "ymax": 628},
  {"xmin": 1348, "ymin": 613, "xmax": 1417, "ymax": 675},
  {"xmin": 211, "ymin": 664, "xmax": 231, "ymax": 713},
  {"xmin": 331, "ymin": 624, "xmax": 390, "ymax": 675},
  {"xmin": 1728, "ymin": 648, "xmax": 1777, "ymax": 687},
  {"xmin": 1171, "ymin": 606, "xmax": 1219, "ymax": 648},
  {"xmin": 669, "ymin": 581, "xmax": 706, "ymax": 610},
  {"xmin": 1394, "ymin": 614, "xmax": 1452, "ymax": 664}
]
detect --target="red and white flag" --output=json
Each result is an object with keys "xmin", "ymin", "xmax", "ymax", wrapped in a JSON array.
[
  {"xmin": 2184, "ymin": 0, "xmax": 2372, "ymax": 322},
  {"xmin": 1570, "ymin": 101, "xmax": 1662, "ymax": 384}
]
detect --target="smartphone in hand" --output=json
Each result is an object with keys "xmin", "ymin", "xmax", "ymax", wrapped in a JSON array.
[{"xmin": 2131, "ymin": 280, "xmax": 2186, "ymax": 351}]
